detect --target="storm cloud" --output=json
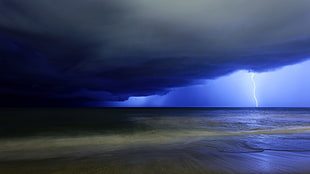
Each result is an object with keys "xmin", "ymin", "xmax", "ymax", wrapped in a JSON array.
[{"xmin": 1, "ymin": 0, "xmax": 310, "ymax": 106}]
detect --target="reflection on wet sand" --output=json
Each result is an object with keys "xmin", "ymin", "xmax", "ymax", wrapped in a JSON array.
[{"xmin": 1, "ymin": 144, "xmax": 310, "ymax": 174}]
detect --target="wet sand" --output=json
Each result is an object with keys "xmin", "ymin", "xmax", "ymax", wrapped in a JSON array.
[
  {"xmin": 1, "ymin": 142, "xmax": 310, "ymax": 174},
  {"xmin": 1, "ymin": 131, "xmax": 310, "ymax": 173}
]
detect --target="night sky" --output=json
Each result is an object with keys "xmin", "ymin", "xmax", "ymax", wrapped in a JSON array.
[{"xmin": 1, "ymin": 0, "xmax": 310, "ymax": 107}]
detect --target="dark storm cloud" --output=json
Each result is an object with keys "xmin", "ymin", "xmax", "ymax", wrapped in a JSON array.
[{"xmin": 1, "ymin": 0, "xmax": 310, "ymax": 106}]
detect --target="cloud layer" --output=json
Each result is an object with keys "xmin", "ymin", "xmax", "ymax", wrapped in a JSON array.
[{"xmin": 1, "ymin": 0, "xmax": 310, "ymax": 106}]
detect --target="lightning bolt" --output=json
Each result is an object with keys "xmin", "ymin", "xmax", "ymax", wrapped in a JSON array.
[{"xmin": 250, "ymin": 73, "xmax": 259, "ymax": 107}]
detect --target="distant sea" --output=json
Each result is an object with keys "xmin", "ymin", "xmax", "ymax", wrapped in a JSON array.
[{"xmin": 1, "ymin": 108, "xmax": 310, "ymax": 174}]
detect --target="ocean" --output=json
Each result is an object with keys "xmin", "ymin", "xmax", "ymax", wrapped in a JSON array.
[{"xmin": 1, "ymin": 108, "xmax": 310, "ymax": 174}]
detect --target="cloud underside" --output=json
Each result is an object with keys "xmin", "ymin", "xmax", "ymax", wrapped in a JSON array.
[{"xmin": 1, "ymin": 0, "xmax": 310, "ymax": 106}]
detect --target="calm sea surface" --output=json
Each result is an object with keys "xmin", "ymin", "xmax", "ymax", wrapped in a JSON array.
[{"xmin": 1, "ymin": 108, "xmax": 310, "ymax": 173}]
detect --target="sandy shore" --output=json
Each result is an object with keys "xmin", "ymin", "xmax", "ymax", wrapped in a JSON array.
[
  {"xmin": 1, "ymin": 146, "xmax": 310, "ymax": 174},
  {"xmin": 1, "ymin": 130, "xmax": 310, "ymax": 174}
]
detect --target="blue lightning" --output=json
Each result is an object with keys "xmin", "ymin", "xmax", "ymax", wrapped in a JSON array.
[{"xmin": 251, "ymin": 73, "xmax": 259, "ymax": 107}]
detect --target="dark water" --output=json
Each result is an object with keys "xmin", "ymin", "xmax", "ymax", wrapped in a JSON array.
[{"xmin": 1, "ymin": 108, "xmax": 310, "ymax": 173}]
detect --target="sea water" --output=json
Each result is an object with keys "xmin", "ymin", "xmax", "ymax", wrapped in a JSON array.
[{"xmin": 1, "ymin": 108, "xmax": 310, "ymax": 173}]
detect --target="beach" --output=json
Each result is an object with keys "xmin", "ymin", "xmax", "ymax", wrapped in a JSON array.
[{"xmin": 1, "ymin": 108, "xmax": 310, "ymax": 173}]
